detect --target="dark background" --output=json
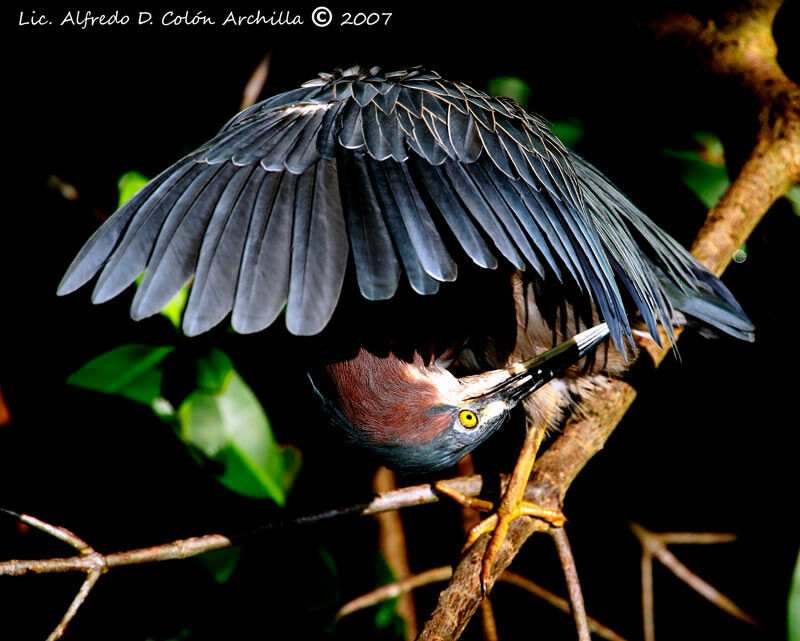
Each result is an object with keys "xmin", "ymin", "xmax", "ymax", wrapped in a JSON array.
[{"xmin": 3, "ymin": 2, "xmax": 799, "ymax": 640}]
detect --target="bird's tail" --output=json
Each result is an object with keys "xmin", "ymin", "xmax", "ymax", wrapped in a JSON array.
[
  {"xmin": 653, "ymin": 264, "xmax": 755, "ymax": 341},
  {"xmin": 570, "ymin": 151, "xmax": 754, "ymax": 343}
]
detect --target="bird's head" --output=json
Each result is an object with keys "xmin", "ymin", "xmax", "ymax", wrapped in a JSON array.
[{"xmin": 312, "ymin": 324, "xmax": 610, "ymax": 474}]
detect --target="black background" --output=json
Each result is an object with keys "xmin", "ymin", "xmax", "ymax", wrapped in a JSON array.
[{"xmin": 3, "ymin": 2, "xmax": 799, "ymax": 640}]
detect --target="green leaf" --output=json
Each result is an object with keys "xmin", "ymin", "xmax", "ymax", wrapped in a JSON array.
[
  {"xmin": 198, "ymin": 547, "xmax": 242, "ymax": 584},
  {"xmin": 299, "ymin": 547, "xmax": 340, "ymax": 613},
  {"xmin": 373, "ymin": 554, "xmax": 406, "ymax": 638},
  {"xmin": 487, "ymin": 76, "xmax": 531, "ymax": 107},
  {"xmin": 789, "ymin": 550, "xmax": 800, "ymax": 641},
  {"xmin": 550, "ymin": 117, "xmax": 584, "ymax": 149},
  {"xmin": 159, "ymin": 286, "xmax": 189, "ymax": 329},
  {"xmin": 117, "ymin": 171, "xmax": 150, "ymax": 207},
  {"xmin": 194, "ymin": 348, "xmax": 235, "ymax": 392},
  {"xmin": 785, "ymin": 186, "xmax": 800, "ymax": 217},
  {"xmin": 67, "ymin": 344, "xmax": 175, "ymax": 406},
  {"xmin": 663, "ymin": 131, "xmax": 731, "ymax": 209},
  {"xmin": 177, "ymin": 349, "xmax": 301, "ymax": 504}
]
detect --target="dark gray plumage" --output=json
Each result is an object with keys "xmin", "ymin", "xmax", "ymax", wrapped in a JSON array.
[{"xmin": 57, "ymin": 65, "xmax": 754, "ymax": 344}]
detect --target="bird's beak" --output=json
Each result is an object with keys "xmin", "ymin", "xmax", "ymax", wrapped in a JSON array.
[{"xmin": 467, "ymin": 323, "xmax": 611, "ymax": 405}]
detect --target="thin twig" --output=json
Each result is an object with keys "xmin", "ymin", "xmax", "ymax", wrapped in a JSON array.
[
  {"xmin": 13, "ymin": 511, "xmax": 92, "ymax": 553},
  {"xmin": 656, "ymin": 545, "xmax": 758, "ymax": 626},
  {"xmin": 500, "ymin": 572, "xmax": 629, "ymax": 641},
  {"xmin": 335, "ymin": 566, "xmax": 453, "ymax": 619},
  {"xmin": 630, "ymin": 521, "xmax": 759, "ymax": 635},
  {"xmin": 0, "ymin": 510, "xmax": 108, "ymax": 640},
  {"xmin": 478, "ymin": 595, "xmax": 499, "ymax": 641},
  {"xmin": 45, "ymin": 569, "xmax": 103, "ymax": 641},
  {"xmin": 335, "ymin": 562, "xmax": 629, "ymax": 641},
  {"xmin": 373, "ymin": 466, "xmax": 418, "ymax": 640},
  {"xmin": 1, "ymin": 475, "xmax": 490, "ymax": 578},
  {"xmin": 1, "ymin": 478, "xmax": 478, "ymax": 640},
  {"xmin": 641, "ymin": 548, "xmax": 654, "ymax": 641},
  {"xmin": 550, "ymin": 528, "xmax": 591, "ymax": 641},
  {"xmin": 658, "ymin": 532, "xmax": 738, "ymax": 545},
  {"xmin": 239, "ymin": 52, "xmax": 272, "ymax": 111}
]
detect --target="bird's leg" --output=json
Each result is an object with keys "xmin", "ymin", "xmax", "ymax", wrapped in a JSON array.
[
  {"xmin": 481, "ymin": 423, "xmax": 560, "ymax": 592},
  {"xmin": 437, "ymin": 327, "xmax": 613, "ymax": 590},
  {"xmin": 457, "ymin": 422, "xmax": 564, "ymax": 593},
  {"xmin": 435, "ymin": 423, "xmax": 565, "ymax": 593}
]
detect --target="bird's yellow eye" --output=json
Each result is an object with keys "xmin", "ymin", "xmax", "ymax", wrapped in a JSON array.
[{"xmin": 458, "ymin": 410, "xmax": 478, "ymax": 428}]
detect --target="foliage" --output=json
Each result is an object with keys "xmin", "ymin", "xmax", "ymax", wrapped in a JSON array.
[
  {"xmin": 488, "ymin": 75, "xmax": 584, "ymax": 149},
  {"xmin": 790, "ymin": 550, "xmax": 800, "ymax": 641},
  {"xmin": 487, "ymin": 76, "xmax": 532, "ymax": 107},
  {"xmin": 177, "ymin": 348, "xmax": 301, "ymax": 503},
  {"xmin": 67, "ymin": 174, "xmax": 301, "ymax": 507},
  {"xmin": 373, "ymin": 554, "xmax": 406, "ymax": 639},
  {"xmin": 662, "ymin": 131, "xmax": 731, "ymax": 209}
]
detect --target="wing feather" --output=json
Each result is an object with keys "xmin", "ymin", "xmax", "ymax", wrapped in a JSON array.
[
  {"xmin": 336, "ymin": 148, "xmax": 400, "ymax": 300},
  {"xmin": 182, "ymin": 165, "xmax": 265, "ymax": 335},
  {"xmin": 286, "ymin": 161, "xmax": 349, "ymax": 334},
  {"xmin": 59, "ymin": 67, "xmax": 752, "ymax": 342},
  {"xmin": 131, "ymin": 162, "xmax": 239, "ymax": 321},
  {"xmin": 231, "ymin": 172, "xmax": 295, "ymax": 333},
  {"xmin": 57, "ymin": 158, "xmax": 197, "ymax": 297}
]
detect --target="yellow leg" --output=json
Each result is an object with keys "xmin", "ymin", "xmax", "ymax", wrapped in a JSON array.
[
  {"xmin": 439, "ymin": 424, "xmax": 565, "ymax": 593},
  {"xmin": 483, "ymin": 424, "xmax": 549, "ymax": 592}
]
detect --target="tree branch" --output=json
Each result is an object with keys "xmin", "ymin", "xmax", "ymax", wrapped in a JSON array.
[
  {"xmin": 501, "ymin": 572, "xmax": 630, "ymax": 641},
  {"xmin": 46, "ymin": 570, "xmax": 103, "ymax": 641},
  {"xmin": 630, "ymin": 522, "xmax": 759, "ymax": 633},
  {"xmin": 373, "ymin": 466, "xmax": 419, "ymax": 640},
  {"xmin": 0, "ymin": 475, "xmax": 491, "ymax": 578},
  {"xmin": 652, "ymin": 0, "xmax": 800, "ymax": 277},
  {"xmin": 335, "ymin": 563, "xmax": 629, "ymax": 641},
  {"xmin": 550, "ymin": 528, "xmax": 591, "ymax": 641},
  {"xmin": 335, "ymin": 566, "xmax": 454, "ymax": 620}
]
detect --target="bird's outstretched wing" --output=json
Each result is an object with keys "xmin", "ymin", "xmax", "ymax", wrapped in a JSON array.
[{"xmin": 58, "ymin": 65, "xmax": 752, "ymax": 344}]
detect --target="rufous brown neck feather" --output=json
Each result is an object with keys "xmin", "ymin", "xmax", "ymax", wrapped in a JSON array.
[{"xmin": 324, "ymin": 348, "xmax": 458, "ymax": 445}]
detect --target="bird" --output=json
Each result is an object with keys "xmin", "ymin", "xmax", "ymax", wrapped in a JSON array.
[{"xmin": 57, "ymin": 65, "xmax": 754, "ymax": 588}]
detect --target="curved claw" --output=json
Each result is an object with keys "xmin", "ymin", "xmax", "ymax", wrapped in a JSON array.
[{"xmin": 467, "ymin": 502, "xmax": 566, "ymax": 594}]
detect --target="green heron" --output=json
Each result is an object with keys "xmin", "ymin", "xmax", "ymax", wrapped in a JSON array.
[{"xmin": 57, "ymin": 65, "xmax": 753, "ymax": 589}]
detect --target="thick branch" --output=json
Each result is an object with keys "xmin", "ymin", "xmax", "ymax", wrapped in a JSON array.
[{"xmin": 652, "ymin": 0, "xmax": 800, "ymax": 275}]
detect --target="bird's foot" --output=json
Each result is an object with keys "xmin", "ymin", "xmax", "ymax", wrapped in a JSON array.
[
  {"xmin": 466, "ymin": 496, "xmax": 564, "ymax": 594},
  {"xmin": 434, "ymin": 480, "xmax": 565, "ymax": 593},
  {"xmin": 434, "ymin": 480, "xmax": 495, "ymax": 513}
]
